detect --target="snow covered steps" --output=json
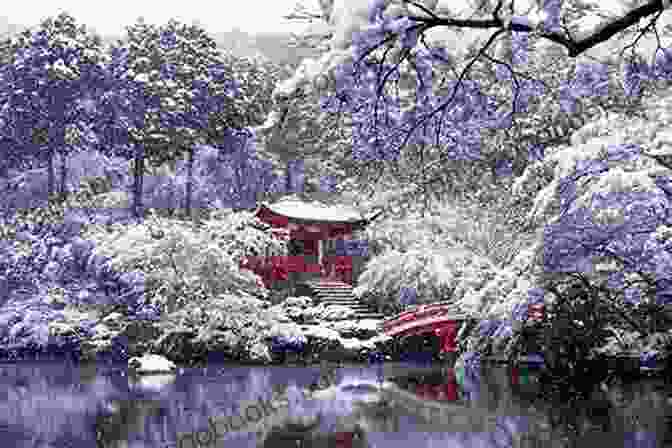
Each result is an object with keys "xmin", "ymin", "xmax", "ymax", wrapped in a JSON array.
[{"xmin": 303, "ymin": 280, "xmax": 385, "ymax": 320}]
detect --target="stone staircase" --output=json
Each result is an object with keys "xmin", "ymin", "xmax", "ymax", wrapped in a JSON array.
[{"xmin": 301, "ymin": 280, "xmax": 385, "ymax": 320}]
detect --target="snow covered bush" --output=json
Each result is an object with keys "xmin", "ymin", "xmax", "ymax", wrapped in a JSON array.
[
  {"xmin": 354, "ymin": 243, "xmax": 498, "ymax": 309},
  {"xmin": 198, "ymin": 208, "xmax": 288, "ymax": 261},
  {"xmin": 83, "ymin": 208, "xmax": 285, "ymax": 313},
  {"xmin": 0, "ymin": 227, "xmax": 147, "ymax": 361},
  {"xmin": 357, "ymin": 191, "xmax": 521, "ymax": 308},
  {"xmin": 458, "ymin": 87, "xmax": 672, "ymax": 376},
  {"xmin": 432, "ymin": 196, "xmax": 537, "ymax": 268},
  {"xmin": 84, "ymin": 215, "xmax": 245, "ymax": 312},
  {"xmin": 155, "ymin": 294, "xmax": 286, "ymax": 363}
]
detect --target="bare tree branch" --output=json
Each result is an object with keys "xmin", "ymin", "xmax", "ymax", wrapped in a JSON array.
[{"xmin": 406, "ymin": 0, "xmax": 667, "ymax": 57}]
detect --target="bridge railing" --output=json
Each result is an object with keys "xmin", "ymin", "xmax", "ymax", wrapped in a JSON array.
[
  {"xmin": 383, "ymin": 314, "xmax": 470, "ymax": 338},
  {"xmin": 381, "ymin": 301, "xmax": 464, "ymax": 332}
]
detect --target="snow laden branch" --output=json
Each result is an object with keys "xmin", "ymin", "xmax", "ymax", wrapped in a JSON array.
[
  {"xmin": 274, "ymin": 0, "xmax": 672, "ymax": 171},
  {"xmin": 398, "ymin": 0, "xmax": 667, "ymax": 58},
  {"xmin": 276, "ymin": 0, "xmax": 667, "ymax": 100}
]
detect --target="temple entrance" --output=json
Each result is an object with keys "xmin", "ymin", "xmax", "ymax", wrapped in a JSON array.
[
  {"xmin": 287, "ymin": 234, "xmax": 322, "ymax": 290},
  {"xmin": 321, "ymin": 237, "xmax": 354, "ymax": 284},
  {"xmin": 247, "ymin": 196, "xmax": 376, "ymax": 292}
]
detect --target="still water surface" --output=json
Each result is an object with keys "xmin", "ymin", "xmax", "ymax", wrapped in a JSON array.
[{"xmin": 1, "ymin": 361, "xmax": 671, "ymax": 447}]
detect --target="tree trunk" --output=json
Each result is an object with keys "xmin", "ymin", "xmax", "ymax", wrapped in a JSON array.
[
  {"xmin": 59, "ymin": 151, "xmax": 68, "ymax": 203},
  {"xmin": 286, "ymin": 160, "xmax": 293, "ymax": 194},
  {"xmin": 186, "ymin": 145, "xmax": 194, "ymax": 220},
  {"xmin": 133, "ymin": 144, "xmax": 145, "ymax": 220},
  {"xmin": 47, "ymin": 148, "xmax": 55, "ymax": 205}
]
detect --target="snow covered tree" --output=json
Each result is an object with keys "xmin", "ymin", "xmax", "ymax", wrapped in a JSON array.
[
  {"xmin": 454, "ymin": 87, "xmax": 672, "ymax": 381},
  {"xmin": 0, "ymin": 12, "xmax": 110, "ymax": 203},
  {"xmin": 104, "ymin": 19, "xmax": 240, "ymax": 219}
]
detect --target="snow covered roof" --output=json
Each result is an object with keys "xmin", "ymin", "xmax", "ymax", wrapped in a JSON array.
[{"xmin": 260, "ymin": 196, "xmax": 367, "ymax": 223}]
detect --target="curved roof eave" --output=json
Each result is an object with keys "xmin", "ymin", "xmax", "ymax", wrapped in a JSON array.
[{"xmin": 257, "ymin": 198, "xmax": 369, "ymax": 225}]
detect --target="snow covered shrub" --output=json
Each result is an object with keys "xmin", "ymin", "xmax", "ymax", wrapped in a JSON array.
[
  {"xmin": 0, "ymin": 201, "xmax": 78, "ymax": 310},
  {"xmin": 432, "ymin": 196, "xmax": 537, "ymax": 268},
  {"xmin": 198, "ymin": 208, "xmax": 287, "ymax": 261},
  {"xmin": 84, "ymin": 208, "xmax": 282, "ymax": 312},
  {"xmin": 355, "ymin": 244, "xmax": 498, "ymax": 308},
  {"xmin": 356, "ymin": 189, "xmax": 527, "ymax": 311},
  {"xmin": 458, "ymin": 90, "xmax": 672, "ymax": 382},
  {"xmin": 0, "ymin": 186, "xmax": 158, "ymax": 327},
  {"xmin": 0, "ymin": 183, "xmax": 142, "ymax": 305},
  {"xmin": 156, "ymin": 294, "xmax": 281, "ymax": 363},
  {"xmin": 0, "ymin": 249, "xmax": 140, "ymax": 361},
  {"xmin": 363, "ymin": 210, "xmax": 453, "ymax": 254}
]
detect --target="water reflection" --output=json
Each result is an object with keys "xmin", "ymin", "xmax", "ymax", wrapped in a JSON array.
[{"xmin": 0, "ymin": 361, "xmax": 670, "ymax": 447}]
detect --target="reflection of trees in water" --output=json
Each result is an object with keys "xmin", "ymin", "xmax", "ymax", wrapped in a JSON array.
[
  {"xmin": 8, "ymin": 364, "xmax": 672, "ymax": 447},
  {"xmin": 307, "ymin": 361, "xmax": 340, "ymax": 395},
  {"xmin": 95, "ymin": 368, "xmax": 298, "ymax": 448},
  {"xmin": 256, "ymin": 414, "xmax": 370, "ymax": 448},
  {"xmin": 351, "ymin": 398, "xmax": 404, "ymax": 433},
  {"xmin": 519, "ymin": 376, "xmax": 672, "ymax": 445},
  {"xmin": 252, "ymin": 373, "xmax": 672, "ymax": 448},
  {"xmin": 374, "ymin": 365, "xmax": 627, "ymax": 445},
  {"xmin": 398, "ymin": 334, "xmax": 441, "ymax": 361},
  {"xmin": 0, "ymin": 366, "xmax": 128, "ymax": 447},
  {"xmin": 94, "ymin": 398, "xmax": 166, "ymax": 448}
]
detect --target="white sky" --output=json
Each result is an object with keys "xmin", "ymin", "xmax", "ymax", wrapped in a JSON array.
[
  {"xmin": 2, "ymin": 0, "xmax": 669, "ymax": 61},
  {"xmin": 1, "ymin": 0, "xmax": 310, "ymax": 37},
  {"xmin": 2, "ymin": 0, "xmax": 645, "ymax": 38}
]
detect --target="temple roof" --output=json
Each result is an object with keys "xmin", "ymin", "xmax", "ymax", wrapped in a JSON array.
[{"xmin": 258, "ymin": 195, "xmax": 369, "ymax": 224}]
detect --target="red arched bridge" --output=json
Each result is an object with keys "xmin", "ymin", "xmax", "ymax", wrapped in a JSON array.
[
  {"xmin": 380, "ymin": 302, "xmax": 470, "ymax": 354},
  {"xmin": 380, "ymin": 301, "xmax": 546, "ymax": 356}
]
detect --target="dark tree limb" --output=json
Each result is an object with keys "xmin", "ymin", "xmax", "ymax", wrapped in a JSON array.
[{"xmin": 406, "ymin": 0, "xmax": 668, "ymax": 58}]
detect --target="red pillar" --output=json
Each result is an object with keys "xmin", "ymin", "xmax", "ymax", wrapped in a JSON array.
[{"xmin": 434, "ymin": 322, "xmax": 458, "ymax": 353}]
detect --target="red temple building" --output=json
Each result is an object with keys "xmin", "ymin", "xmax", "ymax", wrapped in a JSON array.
[{"xmin": 241, "ymin": 196, "xmax": 379, "ymax": 293}]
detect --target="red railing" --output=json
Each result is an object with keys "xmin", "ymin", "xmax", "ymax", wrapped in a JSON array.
[
  {"xmin": 384, "ymin": 314, "xmax": 461, "ymax": 337},
  {"xmin": 382, "ymin": 302, "xmax": 463, "ymax": 332}
]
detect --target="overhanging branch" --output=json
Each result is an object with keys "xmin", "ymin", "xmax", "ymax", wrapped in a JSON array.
[{"xmin": 407, "ymin": 0, "xmax": 667, "ymax": 57}]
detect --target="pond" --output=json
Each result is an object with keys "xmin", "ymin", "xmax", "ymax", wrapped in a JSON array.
[{"xmin": 2, "ymin": 361, "xmax": 672, "ymax": 447}]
